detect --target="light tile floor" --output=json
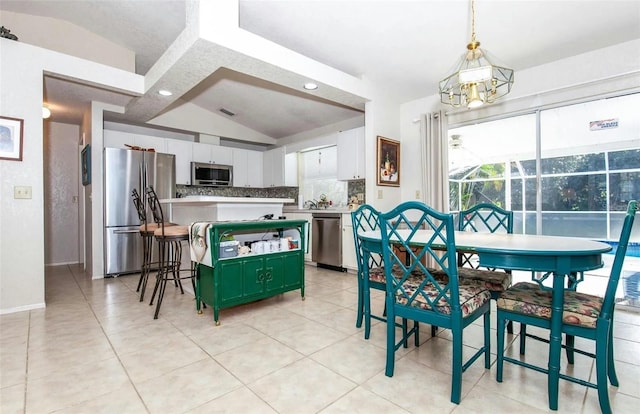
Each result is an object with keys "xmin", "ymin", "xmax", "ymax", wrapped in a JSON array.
[{"xmin": 1, "ymin": 264, "xmax": 639, "ymax": 413}]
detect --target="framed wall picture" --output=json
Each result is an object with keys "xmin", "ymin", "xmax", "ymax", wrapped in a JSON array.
[
  {"xmin": 81, "ymin": 144, "xmax": 91, "ymax": 186},
  {"xmin": 0, "ymin": 116, "xmax": 24, "ymax": 161},
  {"xmin": 376, "ymin": 136, "xmax": 400, "ymax": 186}
]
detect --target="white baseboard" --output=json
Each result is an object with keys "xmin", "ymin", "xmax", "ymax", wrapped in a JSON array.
[{"xmin": 0, "ymin": 302, "xmax": 46, "ymax": 315}]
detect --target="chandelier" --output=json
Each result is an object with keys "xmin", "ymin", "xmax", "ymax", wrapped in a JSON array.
[{"xmin": 438, "ymin": 0, "xmax": 514, "ymax": 109}]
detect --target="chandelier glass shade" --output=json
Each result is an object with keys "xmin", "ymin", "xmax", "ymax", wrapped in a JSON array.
[{"xmin": 439, "ymin": 0, "xmax": 514, "ymax": 108}]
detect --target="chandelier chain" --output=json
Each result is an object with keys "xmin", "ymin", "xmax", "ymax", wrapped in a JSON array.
[{"xmin": 470, "ymin": 0, "xmax": 476, "ymax": 43}]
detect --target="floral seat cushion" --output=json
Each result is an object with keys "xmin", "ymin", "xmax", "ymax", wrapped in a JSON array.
[
  {"xmin": 458, "ymin": 267, "xmax": 512, "ymax": 292},
  {"xmin": 368, "ymin": 265, "xmax": 446, "ymax": 284},
  {"xmin": 396, "ymin": 275, "xmax": 491, "ymax": 317},
  {"xmin": 497, "ymin": 282, "xmax": 603, "ymax": 328}
]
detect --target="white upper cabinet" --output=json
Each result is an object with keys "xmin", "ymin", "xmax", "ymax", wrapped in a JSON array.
[
  {"xmin": 104, "ymin": 130, "xmax": 167, "ymax": 153},
  {"xmin": 166, "ymin": 139, "xmax": 193, "ymax": 185},
  {"xmin": 232, "ymin": 148, "xmax": 264, "ymax": 187},
  {"xmin": 192, "ymin": 142, "xmax": 233, "ymax": 165},
  {"xmin": 284, "ymin": 153, "xmax": 298, "ymax": 187},
  {"xmin": 262, "ymin": 148, "xmax": 279, "ymax": 187},
  {"xmin": 337, "ymin": 127, "xmax": 365, "ymax": 180},
  {"xmin": 247, "ymin": 150, "xmax": 264, "ymax": 187},
  {"xmin": 263, "ymin": 147, "xmax": 297, "ymax": 187},
  {"xmin": 135, "ymin": 134, "xmax": 167, "ymax": 153},
  {"xmin": 232, "ymin": 149, "xmax": 248, "ymax": 187}
]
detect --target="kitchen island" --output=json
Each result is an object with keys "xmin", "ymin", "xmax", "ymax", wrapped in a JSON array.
[
  {"xmin": 159, "ymin": 196, "xmax": 295, "ymax": 224},
  {"xmin": 191, "ymin": 219, "xmax": 307, "ymax": 324}
]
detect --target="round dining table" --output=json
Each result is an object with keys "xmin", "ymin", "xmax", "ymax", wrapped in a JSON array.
[{"xmin": 358, "ymin": 229, "xmax": 612, "ymax": 411}]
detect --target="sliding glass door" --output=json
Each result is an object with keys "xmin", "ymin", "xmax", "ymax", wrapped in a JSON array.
[{"xmin": 448, "ymin": 93, "xmax": 640, "ymax": 307}]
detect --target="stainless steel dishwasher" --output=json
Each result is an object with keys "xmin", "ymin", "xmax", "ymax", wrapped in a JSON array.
[{"xmin": 312, "ymin": 213, "xmax": 344, "ymax": 270}]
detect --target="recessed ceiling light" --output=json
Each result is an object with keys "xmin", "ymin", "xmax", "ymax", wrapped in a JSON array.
[
  {"xmin": 303, "ymin": 82, "xmax": 318, "ymax": 90},
  {"xmin": 158, "ymin": 90, "xmax": 173, "ymax": 96}
]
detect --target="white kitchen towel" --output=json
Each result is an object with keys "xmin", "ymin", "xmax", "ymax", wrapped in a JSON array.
[{"xmin": 189, "ymin": 222, "xmax": 212, "ymax": 267}]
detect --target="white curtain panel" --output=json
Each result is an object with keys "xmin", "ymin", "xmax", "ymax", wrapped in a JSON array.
[
  {"xmin": 418, "ymin": 111, "xmax": 449, "ymax": 269},
  {"xmin": 420, "ymin": 111, "xmax": 449, "ymax": 212}
]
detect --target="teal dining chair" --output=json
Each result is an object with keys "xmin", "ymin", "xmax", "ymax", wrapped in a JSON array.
[
  {"xmin": 352, "ymin": 204, "xmax": 384, "ymax": 331},
  {"xmin": 496, "ymin": 200, "xmax": 637, "ymax": 414},
  {"xmin": 457, "ymin": 203, "xmax": 514, "ymax": 333},
  {"xmin": 352, "ymin": 204, "xmax": 415, "ymax": 342},
  {"xmin": 378, "ymin": 201, "xmax": 492, "ymax": 404}
]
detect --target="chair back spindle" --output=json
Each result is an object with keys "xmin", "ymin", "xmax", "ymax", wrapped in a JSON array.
[
  {"xmin": 379, "ymin": 201, "xmax": 461, "ymax": 316},
  {"xmin": 145, "ymin": 186, "xmax": 165, "ymax": 235},
  {"xmin": 457, "ymin": 203, "xmax": 513, "ymax": 269},
  {"xmin": 131, "ymin": 189, "xmax": 147, "ymax": 227},
  {"xmin": 352, "ymin": 204, "xmax": 383, "ymax": 274}
]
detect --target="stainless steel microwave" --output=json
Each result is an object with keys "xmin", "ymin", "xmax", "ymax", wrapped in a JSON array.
[{"xmin": 191, "ymin": 162, "xmax": 233, "ymax": 187}]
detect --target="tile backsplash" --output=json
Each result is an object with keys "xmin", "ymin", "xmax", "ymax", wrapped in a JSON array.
[
  {"xmin": 176, "ymin": 185, "xmax": 299, "ymax": 205},
  {"xmin": 347, "ymin": 179, "xmax": 366, "ymax": 203},
  {"xmin": 177, "ymin": 178, "xmax": 365, "ymax": 206}
]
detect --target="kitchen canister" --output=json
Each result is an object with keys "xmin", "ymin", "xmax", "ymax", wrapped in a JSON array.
[
  {"xmin": 251, "ymin": 241, "xmax": 266, "ymax": 254},
  {"xmin": 280, "ymin": 238, "xmax": 290, "ymax": 251},
  {"xmin": 269, "ymin": 240, "xmax": 281, "ymax": 252}
]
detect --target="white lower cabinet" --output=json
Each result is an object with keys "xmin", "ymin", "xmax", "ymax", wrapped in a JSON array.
[
  {"xmin": 285, "ymin": 212, "xmax": 312, "ymax": 261},
  {"xmin": 341, "ymin": 213, "xmax": 357, "ymax": 271}
]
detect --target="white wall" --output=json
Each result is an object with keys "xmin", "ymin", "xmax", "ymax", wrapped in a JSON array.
[
  {"xmin": 0, "ymin": 41, "xmax": 46, "ymax": 313},
  {"xmin": 364, "ymin": 97, "xmax": 403, "ymax": 212},
  {"xmin": 0, "ymin": 39, "xmax": 141, "ymax": 313},
  {"xmin": 44, "ymin": 122, "xmax": 81, "ymax": 265}
]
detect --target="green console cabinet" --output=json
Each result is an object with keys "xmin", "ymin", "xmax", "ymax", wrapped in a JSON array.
[{"xmin": 194, "ymin": 219, "xmax": 306, "ymax": 324}]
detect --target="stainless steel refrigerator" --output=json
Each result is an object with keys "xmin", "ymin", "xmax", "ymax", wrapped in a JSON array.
[{"xmin": 104, "ymin": 148, "xmax": 176, "ymax": 276}]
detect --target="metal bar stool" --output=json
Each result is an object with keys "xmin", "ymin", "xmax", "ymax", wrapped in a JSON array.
[
  {"xmin": 145, "ymin": 186, "xmax": 195, "ymax": 319},
  {"xmin": 131, "ymin": 189, "xmax": 176, "ymax": 302}
]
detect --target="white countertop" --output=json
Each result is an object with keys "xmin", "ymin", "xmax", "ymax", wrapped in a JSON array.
[
  {"xmin": 160, "ymin": 196, "xmax": 295, "ymax": 204},
  {"xmin": 283, "ymin": 207, "xmax": 352, "ymax": 214}
]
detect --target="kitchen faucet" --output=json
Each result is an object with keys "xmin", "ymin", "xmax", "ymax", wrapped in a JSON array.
[{"xmin": 305, "ymin": 200, "xmax": 318, "ymax": 209}]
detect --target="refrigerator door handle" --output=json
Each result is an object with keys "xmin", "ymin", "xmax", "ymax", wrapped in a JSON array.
[
  {"xmin": 113, "ymin": 229, "xmax": 141, "ymax": 235},
  {"xmin": 140, "ymin": 162, "xmax": 144, "ymax": 191}
]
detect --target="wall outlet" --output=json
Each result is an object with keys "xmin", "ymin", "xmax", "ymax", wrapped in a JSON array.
[
  {"xmin": 14, "ymin": 186, "xmax": 32, "ymax": 199},
  {"xmin": 415, "ymin": 190, "xmax": 421, "ymax": 199},
  {"xmin": 377, "ymin": 189, "xmax": 383, "ymax": 199}
]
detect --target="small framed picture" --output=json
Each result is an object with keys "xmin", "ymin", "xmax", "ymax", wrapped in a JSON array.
[
  {"xmin": 376, "ymin": 136, "xmax": 400, "ymax": 186},
  {"xmin": 81, "ymin": 144, "xmax": 91, "ymax": 186},
  {"xmin": 0, "ymin": 116, "xmax": 24, "ymax": 161}
]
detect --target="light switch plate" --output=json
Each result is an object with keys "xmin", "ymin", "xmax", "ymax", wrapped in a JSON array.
[
  {"xmin": 377, "ymin": 189, "xmax": 383, "ymax": 199},
  {"xmin": 14, "ymin": 186, "xmax": 32, "ymax": 199}
]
